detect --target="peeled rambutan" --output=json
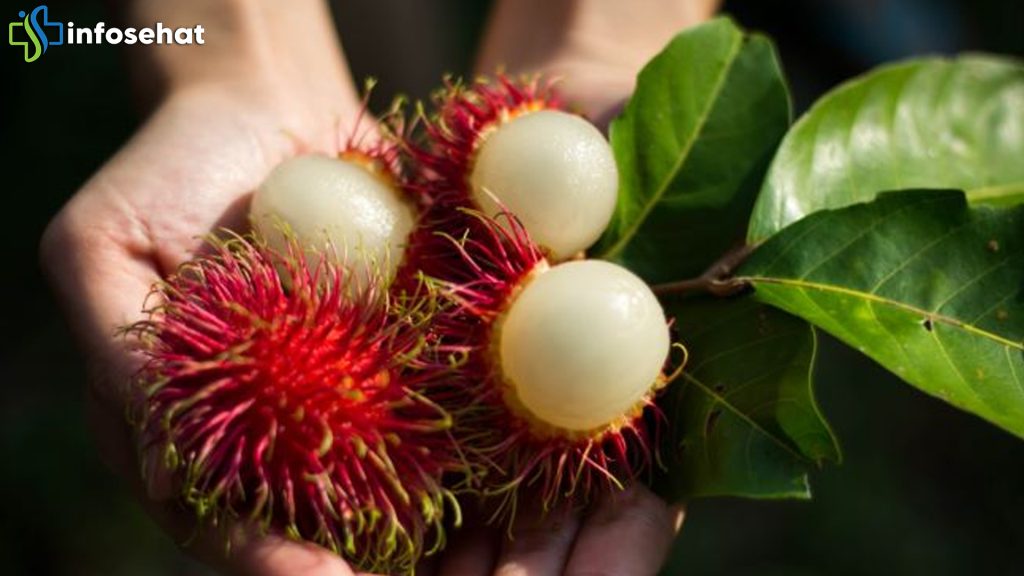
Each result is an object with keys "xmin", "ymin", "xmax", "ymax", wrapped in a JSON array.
[
  {"xmin": 412, "ymin": 212, "xmax": 673, "ymax": 519},
  {"xmin": 251, "ymin": 106, "xmax": 417, "ymax": 286},
  {"xmin": 411, "ymin": 75, "xmax": 619, "ymax": 261},
  {"xmin": 129, "ymin": 234, "xmax": 459, "ymax": 574}
]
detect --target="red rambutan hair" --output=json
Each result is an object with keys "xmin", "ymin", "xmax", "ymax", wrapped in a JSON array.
[
  {"xmin": 406, "ymin": 74, "xmax": 562, "ymax": 208},
  {"xmin": 130, "ymin": 234, "xmax": 459, "ymax": 574},
  {"xmin": 410, "ymin": 211, "xmax": 660, "ymax": 521},
  {"xmin": 389, "ymin": 75, "xmax": 660, "ymax": 521},
  {"xmin": 392, "ymin": 75, "xmax": 560, "ymax": 292}
]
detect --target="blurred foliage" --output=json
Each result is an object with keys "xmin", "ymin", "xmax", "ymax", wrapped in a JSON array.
[
  {"xmin": 2, "ymin": 1, "xmax": 1021, "ymax": 575},
  {"xmin": 665, "ymin": 338, "xmax": 1024, "ymax": 575}
]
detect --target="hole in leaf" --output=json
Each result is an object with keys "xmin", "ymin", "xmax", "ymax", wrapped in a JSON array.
[
  {"xmin": 921, "ymin": 318, "xmax": 934, "ymax": 332},
  {"xmin": 705, "ymin": 408, "xmax": 722, "ymax": 437}
]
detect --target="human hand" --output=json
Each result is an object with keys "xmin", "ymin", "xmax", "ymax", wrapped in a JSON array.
[
  {"xmin": 477, "ymin": 0, "xmax": 721, "ymax": 127},
  {"xmin": 42, "ymin": 0, "xmax": 710, "ymax": 573},
  {"xmin": 419, "ymin": 486, "xmax": 684, "ymax": 576},
  {"xmin": 43, "ymin": 83, "xmax": 683, "ymax": 576},
  {"xmin": 41, "ymin": 1, "xmax": 374, "ymax": 574}
]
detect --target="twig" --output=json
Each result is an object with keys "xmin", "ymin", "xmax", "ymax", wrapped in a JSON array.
[{"xmin": 651, "ymin": 244, "xmax": 755, "ymax": 298}]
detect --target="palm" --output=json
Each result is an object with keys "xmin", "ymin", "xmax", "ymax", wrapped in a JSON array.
[
  {"xmin": 103, "ymin": 90, "xmax": 344, "ymax": 268},
  {"xmin": 44, "ymin": 85, "xmax": 370, "ymax": 575},
  {"xmin": 42, "ymin": 2, "xmax": 695, "ymax": 571}
]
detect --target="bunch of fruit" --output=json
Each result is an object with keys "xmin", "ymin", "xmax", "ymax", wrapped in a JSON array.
[{"xmin": 129, "ymin": 76, "xmax": 676, "ymax": 573}]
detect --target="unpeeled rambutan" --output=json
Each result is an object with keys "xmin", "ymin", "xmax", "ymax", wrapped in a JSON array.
[{"xmin": 130, "ymin": 234, "xmax": 459, "ymax": 574}]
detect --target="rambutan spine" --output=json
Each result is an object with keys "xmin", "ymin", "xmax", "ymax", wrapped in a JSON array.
[
  {"xmin": 408, "ymin": 74, "xmax": 618, "ymax": 261},
  {"xmin": 129, "ymin": 233, "xmax": 461, "ymax": 574},
  {"xmin": 410, "ymin": 74, "xmax": 560, "ymax": 197},
  {"xmin": 404, "ymin": 210, "xmax": 673, "ymax": 521},
  {"xmin": 251, "ymin": 96, "xmax": 418, "ymax": 287}
]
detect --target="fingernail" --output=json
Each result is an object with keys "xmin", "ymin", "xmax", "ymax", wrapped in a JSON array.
[{"xmin": 669, "ymin": 504, "xmax": 686, "ymax": 532}]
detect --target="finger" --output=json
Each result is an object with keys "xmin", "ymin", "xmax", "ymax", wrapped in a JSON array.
[
  {"xmin": 564, "ymin": 484, "xmax": 680, "ymax": 576},
  {"xmin": 41, "ymin": 208, "xmax": 157, "ymax": 399},
  {"xmin": 435, "ymin": 507, "xmax": 500, "ymax": 576},
  {"xmin": 493, "ymin": 499, "xmax": 581, "ymax": 576},
  {"xmin": 474, "ymin": 0, "xmax": 721, "ymax": 121},
  {"xmin": 134, "ymin": 483, "xmax": 357, "ymax": 576},
  {"xmin": 414, "ymin": 554, "xmax": 439, "ymax": 576},
  {"xmin": 54, "ymin": 246, "xmax": 356, "ymax": 576},
  {"xmin": 223, "ymin": 533, "xmax": 356, "ymax": 576}
]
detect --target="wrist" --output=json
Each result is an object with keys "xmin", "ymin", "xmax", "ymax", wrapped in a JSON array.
[
  {"xmin": 121, "ymin": 0, "xmax": 354, "ymax": 110},
  {"xmin": 477, "ymin": 0, "xmax": 719, "ymax": 120}
]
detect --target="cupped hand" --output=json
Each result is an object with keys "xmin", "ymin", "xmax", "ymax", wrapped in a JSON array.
[
  {"xmin": 41, "ymin": 29, "xmax": 370, "ymax": 576},
  {"xmin": 42, "ymin": 82, "xmax": 684, "ymax": 576},
  {"xmin": 41, "ymin": 0, "xmax": 712, "ymax": 573},
  {"xmin": 477, "ymin": 0, "xmax": 720, "ymax": 125},
  {"xmin": 40, "ymin": 59, "xmax": 681, "ymax": 576},
  {"xmin": 422, "ymin": 486, "xmax": 683, "ymax": 576}
]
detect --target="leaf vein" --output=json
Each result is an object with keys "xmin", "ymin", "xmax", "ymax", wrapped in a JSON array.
[
  {"xmin": 1006, "ymin": 346, "xmax": 1024, "ymax": 399},
  {"xmin": 867, "ymin": 217, "xmax": 971, "ymax": 294},
  {"xmin": 796, "ymin": 195, "xmax": 946, "ymax": 280},
  {"xmin": 687, "ymin": 331, "xmax": 797, "ymax": 374},
  {"xmin": 601, "ymin": 31, "xmax": 744, "ymax": 258},
  {"xmin": 682, "ymin": 372, "xmax": 809, "ymax": 463},
  {"xmin": 931, "ymin": 253, "xmax": 1019, "ymax": 314},
  {"xmin": 746, "ymin": 276, "xmax": 1023, "ymax": 350}
]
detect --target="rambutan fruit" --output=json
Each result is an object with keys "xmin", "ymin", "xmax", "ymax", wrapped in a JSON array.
[
  {"xmin": 416, "ymin": 212, "xmax": 673, "ymax": 519},
  {"xmin": 250, "ymin": 127, "xmax": 416, "ymax": 286},
  {"xmin": 498, "ymin": 259, "xmax": 671, "ymax": 432},
  {"xmin": 129, "ymin": 234, "xmax": 460, "ymax": 574},
  {"xmin": 413, "ymin": 75, "xmax": 618, "ymax": 261}
]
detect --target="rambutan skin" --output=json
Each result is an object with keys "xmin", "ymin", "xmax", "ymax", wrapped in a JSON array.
[
  {"xmin": 129, "ymin": 235, "xmax": 459, "ymax": 574},
  {"xmin": 402, "ymin": 211, "xmax": 663, "ymax": 520},
  {"xmin": 391, "ymin": 74, "xmax": 561, "ymax": 295},
  {"xmin": 404, "ymin": 74, "xmax": 618, "ymax": 262},
  {"xmin": 391, "ymin": 74, "xmax": 665, "ymax": 521},
  {"xmin": 251, "ymin": 111, "xmax": 418, "ymax": 288},
  {"xmin": 409, "ymin": 74, "xmax": 563, "ymax": 205}
]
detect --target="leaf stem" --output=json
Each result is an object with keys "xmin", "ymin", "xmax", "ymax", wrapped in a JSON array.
[{"xmin": 651, "ymin": 244, "xmax": 755, "ymax": 298}]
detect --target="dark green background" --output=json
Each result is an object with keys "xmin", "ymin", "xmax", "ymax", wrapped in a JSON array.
[{"xmin": 3, "ymin": 1, "xmax": 1022, "ymax": 574}]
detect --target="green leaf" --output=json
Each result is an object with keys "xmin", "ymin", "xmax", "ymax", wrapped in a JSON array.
[
  {"xmin": 595, "ymin": 16, "xmax": 791, "ymax": 282},
  {"xmin": 656, "ymin": 297, "xmax": 838, "ymax": 500},
  {"xmin": 748, "ymin": 54, "xmax": 1024, "ymax": 242},
  {"xmin": 741, "ymin": 189, "xmax": 1024, "ymax": 439}
]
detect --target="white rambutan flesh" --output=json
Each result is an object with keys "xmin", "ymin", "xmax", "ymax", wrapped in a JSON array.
[
  {"xmin": 251, "ymin": 154, "xmax": 416, "ymax": 283},
  {"xmin": 497, "ymin": 259, "xmax": 669, "ymax": 432},
  {"xmin": 469, "ymin": 110, "xmax": 618, "ymax": 261}
]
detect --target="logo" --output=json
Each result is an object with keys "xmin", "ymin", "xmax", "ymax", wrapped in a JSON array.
[
  {"xmin": 9, "ymin": 5, "xmax": 204, "ymax": 63},
  {"xmin": 9, "ymin": 5, "xmax": 62, "ymax": 63}
]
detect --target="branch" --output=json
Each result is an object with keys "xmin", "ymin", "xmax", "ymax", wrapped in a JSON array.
[{"xmin": 651, "ymin": 244, "xmax": 755, "ymax": 298}]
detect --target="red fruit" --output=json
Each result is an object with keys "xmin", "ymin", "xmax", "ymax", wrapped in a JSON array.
[{"xmin": 129, "ymin": 235, "xmax": 459, "ymax": 574}]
